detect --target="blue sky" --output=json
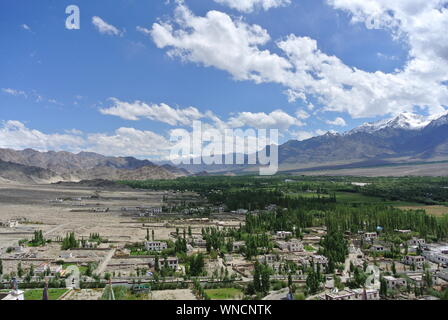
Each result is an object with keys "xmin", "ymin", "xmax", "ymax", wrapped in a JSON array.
[{"xmin": 1, "ymin": 0, "xmax": 447, "ymax": 159}]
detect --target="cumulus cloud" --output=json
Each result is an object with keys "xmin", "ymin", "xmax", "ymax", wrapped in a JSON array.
[
  {"xmin": 149, "ymin": 4, "xmax": 292, "ymax": 84},
  {"xmin": 149, "ymin": 3, "xmax": 448, "ymax": 119},
  {"xmin": 92, "ymin": 16, "xmax": 123, "ymax": 36},
  {"xmin": 214, "ymin": 0, "xmax": 291, "ymax": 13},
  {"xmin": 0, "ymin": 121, "xmax": 85, "ymax": 151},
  {"xmin": 227, "ymin": 109, "xmax": 303, "ymax": 130},
  {"xmin": 0, "ymin": 120, "xmax": 279, "ymax": 161},
  {"xmin": 295, "ymin": 109, "xmax": 310, "ymax": 120},
  {"xmin": 326, "ymin": 117, "xmax": 347, "ymax": 126},
  {"xmin": 99, "ymin": 96, "xmax": 305, "ymax": 137},
  {"xmin": 99, "ymin": 98, "xmax": 204, "ymax": 126},
  {"xmin": 86, "ymin": 127, "xmax": 171, "ymax": 158},
  {"xmin": 290, "ymin": 130, "xmax": 316, "ymax": 141},
  {"xmin": 0, "ymin": 121, "xmax": 172, "ymax": 159}
]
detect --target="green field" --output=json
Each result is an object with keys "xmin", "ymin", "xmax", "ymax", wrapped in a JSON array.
[
  {"xmin": 24, "ymin": 288, "xmax": 69, "ymax": 300},
  {"xmin": 62, "ymin": 263, "xmax": 88, "ymax": 274},
  {"xmin": 205, "ymin": 288, "xmax": 243, "ymax": 300},
  {"xmin": 304, "ymin": 244, "xmax": 316, "ymax": 252}
]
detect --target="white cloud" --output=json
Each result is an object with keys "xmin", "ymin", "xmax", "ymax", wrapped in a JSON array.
[
  {"xmin": 326, "ymin": 117, "xmax": 347, "ymax": 126},
  {"xmin": 295, "ymin": 109, "xmax": 310, "ymax": 120},
  {"xmin": 150, "ymin": 4, "xmax": 292, "ymax": 84},
  {"xmin": 92, "ymin": 16, "xmax": 123, "ymax": 36},
  {"xmin": 290, "ymin": 128, "xmax": 339, "ymax": 141},
  {"xmin": 0, "ymin": 121, "xmax": 172, "ymax": 159},
  {"xmin": 21, "ymin": 24, "xmax": 31, "ymax": 31},
  {"xmin": 0, "ymin": 121, "xmax": 84, "ymax": 152},
  {"xmin": 2, "ymin": 88, "xmax": 27, "ymax": 97},
  {"xmin": 2, "ymin": 88, "xmax": 64, "ymax": 105},
  {"xmin": 86, "ymin": 127, "xmax": 171, "ymax": 158},
  {"xmin": 290, "ymin": 130, "xmax": 316, "ymax": 141},
  {"xmin": 136, "ymin": 26, "xmax": 151, "ymax": 36},
  {"xmin": 99, "ymin": 97, "xmax": 304, "ymax": 134},
  {"xmin": 149, "ymin": 4, "xmax": 448, "ymax": 119},
  {"xmin": 99, "ymin": 98, "xmax": 204, "ymax": 126},
  {"xmin": 284, "ymin": 89, "xmax": 307, "ymax": 103},
  {"xmin": 214, "ymin": 0, "xmax": 291, "ymax": 13},
  {"xmin": 315, "ymin": 129, "xmax": 328, "ymax": 136},
  {"xmin": 227, "ymin": 109, "xmax": 303, "ymax": 130}
]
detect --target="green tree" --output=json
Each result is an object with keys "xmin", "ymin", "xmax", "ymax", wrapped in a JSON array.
[
  {"xmin": 392, "ymin": 262, "xmax": 397, "ymax": 276},
  {"xmin": 155, "ymin": 256, "xmax": 160, "ymax": 272},
  {"xmin": 305, "ymin": 263, "xmax": 322, "ymax": 295},
  {"xmin": 188, "ymin": 254, "xmax": 204, "ymax": 277},
  {"xmin": 261, "ymin": 265, "xmax": 271, "ymax": 294},
  {"xmin": 61, "ymin": 232, "xmax": 79, "ymax": 250},
  {"xmin": 17, "ymin": 262, "xmax": 24, "ymax": 278},
  {"xmin": 380, "ymin": 277, "xmax": 388, "ymax": 297},
  {"xmin": 253, "ymin": 262, "xmax": 262, "ymax": 292}
]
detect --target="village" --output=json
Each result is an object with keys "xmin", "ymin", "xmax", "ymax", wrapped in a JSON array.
[{"xmin": 1, "ymin": 181, "xmax": 448, "ymax": 301}]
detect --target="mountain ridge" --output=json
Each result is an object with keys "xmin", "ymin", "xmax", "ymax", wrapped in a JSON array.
[{"xmin": 0, "ymin": 148, "xmax": 189, "ymax": 184}]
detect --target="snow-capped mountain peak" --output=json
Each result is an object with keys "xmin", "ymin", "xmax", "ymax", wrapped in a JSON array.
[
  {"xmin": 387, "ymin": 112, "xmax": 431, "ymax": 130},
  {"xmin": 427, "ymin": 112, "xmax": 448, "ymax": 128},
  {"xmin": 348, "ymin": 112, "xmax": 447, "ymax": 135}
]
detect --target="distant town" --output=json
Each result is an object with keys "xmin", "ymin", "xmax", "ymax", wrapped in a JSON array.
[{"xmin": 1, "ymin": 176, "xmax": 448, "ymax": 301}]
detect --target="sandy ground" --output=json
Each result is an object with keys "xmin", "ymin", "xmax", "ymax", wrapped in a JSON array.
[
  {"xmin": 150, "ymin": 289, "xmax": 197, "ymax": 300},
  {"xmin": 62, "ymin": 289, "xmax": 104, "ymax": 300},
  {"xmin": 396, "ymin": 205, "xmax": 448, "ymax": 216},
  {"xmin": 0, "ymin": 182, "xmax": 243, "ymax": 278}
]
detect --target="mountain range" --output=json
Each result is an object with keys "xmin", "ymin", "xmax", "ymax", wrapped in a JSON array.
[
  {"xmin": 279, "ymin": 112, "xmax": 448, "ymax": 166},
  {"xmin": 0, "ymin": 111, "xmax": 447, "ymax": 183},
  {"xmin": 0, "ymin": 148, "xmax": 189, "ymax": 184},
  {"xmin": 172, "ymin": 112, "xmax": 448, "ymax": 176}
]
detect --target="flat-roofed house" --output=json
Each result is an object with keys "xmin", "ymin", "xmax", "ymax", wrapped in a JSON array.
[
  {"xmin": 383, "ymin": 276, "xmax": 407, "ymax": 290},
  {"xmin": 362, "ymin": 232, "xmax": 378, "ymax": 242},
  {"xmin": 403, "ymin": 255, "xmax": 425, "ymax": 268},
  {"xmin": 325, "ymin": 288, "xmax": 379, "ymax": 301},
  {"xmin": 276, "ymin": 231, "xmax": 293, "ymax": 239},
  {"xmin": 144, "ymin": 241, "xmax": 168, "ymax": 252},
  {"xmin": 149, "ymin": 257, "xmax": 179, "ymax": 270}
]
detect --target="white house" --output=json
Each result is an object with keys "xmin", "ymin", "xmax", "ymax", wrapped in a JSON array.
[
  {"xmin": 408, "ymin": 238, "xmax": 426, "ymax": 247},
  {"xmin": 150, "ymin": 257, "xmax": 178, "ymax": 270},
  {"xmin": 422, "ymin": 244, "xmax": 448, "ymax": 266},
  {"xmin": 35, "ymin": 263, "xmax": 62, "ymax": 276},
  {"xmin": 325, "ymin": 288, "xmax": 379, "ymax": 300},
  {"xmin": 370, "ymin": 245, "xmax": 386, "ymax": 252},
  {"xmin": 144, "ymin": 241, "xmax": 168, "ymax": 252},
  {"xmin": 276, "ymin": 240, "xmax": 304, "ymax": 252},
  {"xmin": 276, "ymin": 231, "xmax": 293, "ymax": 239},
  {"xmin": 258, "ymin": 254, "xmax": 277, "ymax": 264},
  {"xmin": 402, "ymin": 255, "xmax": 426, "ymax": 268},
  {"xmin": 362, "ymin": 232, "xmax": 378, "ymax": 241},
  {"xmin": 383, "ymin": 276, "xmax": 407, "ymax": 290}
]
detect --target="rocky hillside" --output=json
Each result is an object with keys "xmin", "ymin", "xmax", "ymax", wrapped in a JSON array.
[{"xmin": 0, "ymin": 149, "xmax": 188, "ymax": 184}]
